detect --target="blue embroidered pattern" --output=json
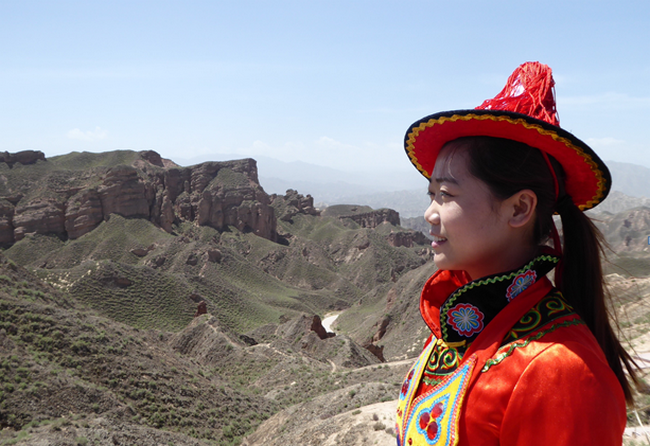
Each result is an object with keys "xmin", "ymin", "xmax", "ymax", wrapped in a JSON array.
[
  {"xmin": 446, "ymin": 303, "xmax": 484, "ymax": 337},
  {"xmin": 506, "ymin": 270, "xmax": 537, "ymax": 301}
]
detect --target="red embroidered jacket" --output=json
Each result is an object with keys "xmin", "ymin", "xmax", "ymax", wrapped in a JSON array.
[{"xmin": 396, "ymin": 256, "xmax": 627, "ymax": 446}]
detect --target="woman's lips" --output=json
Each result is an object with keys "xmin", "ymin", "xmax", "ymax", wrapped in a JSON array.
[{"xmin": 430, "ymin": 234, "xmax": 447, "ymax": 249}]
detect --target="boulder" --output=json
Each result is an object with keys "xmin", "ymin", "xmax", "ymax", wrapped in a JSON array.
[
  {"xmin": 130, "ymin": 247, "xmax": 150, "ymax": 257},
  {"xmin": 207, "ymin": 249, "xmax": 222, "ymax": 263}
]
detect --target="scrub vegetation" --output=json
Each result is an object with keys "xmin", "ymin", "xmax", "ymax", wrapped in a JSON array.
[{"xmin": 1, "ymin": 151, "xmax": 649, "ymax": 444}]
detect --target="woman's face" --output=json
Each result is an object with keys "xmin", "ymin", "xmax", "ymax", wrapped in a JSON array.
[{"xmin": 424, "ymin": 145, "xmax": 516, "ymax": 280}]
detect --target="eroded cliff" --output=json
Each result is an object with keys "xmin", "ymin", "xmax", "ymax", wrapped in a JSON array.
[{"xmin": 0, "ymin": 150, "xmax": 277, "ymax": 245}]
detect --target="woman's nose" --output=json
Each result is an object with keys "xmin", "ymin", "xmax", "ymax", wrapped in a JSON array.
[{"xmin": 424, "ymin": 201, "xmax": 440, "ymax": 225}]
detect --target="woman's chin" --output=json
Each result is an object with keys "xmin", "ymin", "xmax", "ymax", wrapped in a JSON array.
[{"xmin": 432, "ymin": 256, "xmax": 451, "ymax": 271}]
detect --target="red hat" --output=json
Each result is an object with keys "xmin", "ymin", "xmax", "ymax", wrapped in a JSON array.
[{"xmin": 404, "ymin": 62, "xmax": 611, "ymax": 210}]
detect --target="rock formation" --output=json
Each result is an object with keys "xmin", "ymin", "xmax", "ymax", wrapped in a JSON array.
[
  {"xmin": 0, "ymin": 150, "xmax": 45, "ymax": 167},
  {"xmin": 65, "ymin": 189, "xmax": 104, "ymax": 239},
  {"xmin": 12, "ymin": 198, "xmax": 66, "ymax": 240},
  {"xmin": 310, "ymin": 315, "xmax": 336, "ymax": 340},
  {"xmin": 0, "ymin": 151, "xmax": 277, "ymax": 245},
  {"xmin": 269, "ymin": 189, "xmax": 320, "ymax": 222},
  {"xmin": 273, "ymin": 314, "xmax": 335, "ymax": 342},
  {"xmin": 386, "ymin": 230, "xmax": 429, "ymax": 248},
  {"xmin": 339, "ymin": 208, "xmax": 400, "ymax": 229},
  {"xmin": 0, "ymin": 199, "xmax": 14, "ymax": 245},
  {"xmin": 194, "ymin": 301, "xmax": 208, "ymax": 317},
  {"xmin": 362, "ymin": 342, "xmax": 385, "ymax": 362},
  {"xmin": 371, "ymin": 316, "xmax": 391, "ymax": 343}
]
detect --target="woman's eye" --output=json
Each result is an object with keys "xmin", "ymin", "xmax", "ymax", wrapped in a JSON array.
[{"xmin": 427, "ymin": 190, "xmax": 451, "ymax": 200}]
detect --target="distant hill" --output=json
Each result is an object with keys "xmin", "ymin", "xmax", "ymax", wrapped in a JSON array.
[{"xmin": 607, "ymin": 161, "xmax": 650, "ymax": 199}]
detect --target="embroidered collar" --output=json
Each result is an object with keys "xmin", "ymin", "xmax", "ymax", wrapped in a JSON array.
[{"xmin": 431, "ymin": 253, "xmax": 560, "ymax": 349}]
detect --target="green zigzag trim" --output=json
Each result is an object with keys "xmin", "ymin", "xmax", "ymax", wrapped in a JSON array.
[
  {"xmin": 440, "ymin": 254, "xmax": 560, "ymax": 339},
  {"xmin": 481, "ymin": 318, "xmax": 584, "ymax": 373}
]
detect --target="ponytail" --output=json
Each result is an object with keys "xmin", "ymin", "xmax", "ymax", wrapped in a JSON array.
[{"xmin": 558, "ymin": 197, "xmax": 638, "ymax": 403}]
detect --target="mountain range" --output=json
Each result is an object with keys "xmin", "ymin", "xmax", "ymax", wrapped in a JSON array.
[{"xmin": 0, "ymin": 149, "xmax": 649, "ymax": 445}]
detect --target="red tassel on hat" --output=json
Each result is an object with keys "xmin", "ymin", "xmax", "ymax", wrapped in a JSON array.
[{"xmin": 476, "ymin": 62, "xmax": 559, "ymax": 126}]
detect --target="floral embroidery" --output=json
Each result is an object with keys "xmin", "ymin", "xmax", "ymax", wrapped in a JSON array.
[
  {"xmin": 401, "ymin": 369, "xmax": 415, "ymax": 399},
  {"xmin": 506, "ymin": 270, "xmax": 537, "ymax": 301},
  {"xmin": 447, "ymin": 303, "xmax": 484, "ymax": 337},
  {"xmin": 417, "ymin": 402, "xmax": 444, "ymax": 442}
]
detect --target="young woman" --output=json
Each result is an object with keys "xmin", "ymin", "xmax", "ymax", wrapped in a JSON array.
[{"xmin": 395, "ymin": 62, "xmax": 637, "ymax": 446}]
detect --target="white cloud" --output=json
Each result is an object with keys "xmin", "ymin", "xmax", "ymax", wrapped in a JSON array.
[{"xmin": 67, "ymin": 126, "xmax": 108, "ymax": 141}]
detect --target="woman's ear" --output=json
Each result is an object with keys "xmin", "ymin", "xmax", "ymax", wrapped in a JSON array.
[{"xmin": 506, "ymin": 189, "xmax": 537, "ymax": 228}]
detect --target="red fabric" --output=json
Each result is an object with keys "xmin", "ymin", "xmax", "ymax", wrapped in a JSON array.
[
  {"xmin": 460, "ymin": 323, "xmax": 626, "ymax": 445},
  {"xmin": 476, "ymin": 61, "xmax": 559, "ymax": 126},
  {"xmin": 415, "ymin": 272, "xmax": 627, "ymax": 445},
  {"xmin": 419, "ymin": 269, "xmax": 470, "ymax": 338}
]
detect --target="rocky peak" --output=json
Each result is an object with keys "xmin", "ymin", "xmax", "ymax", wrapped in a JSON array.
[
  {"xmin": 138, "ymin": 150, "xmax": 165, "ymax": 167},
  {"xmin": 269, "ymin": 189, "xmax": 321, "ymax": 222},
  {"xmin": 0, "ymin": 150, "xmax": 45, "ymax": 167}
]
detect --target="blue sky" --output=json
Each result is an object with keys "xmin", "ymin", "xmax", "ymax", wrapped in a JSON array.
[{"xmin": 1, "ymin": 0, "xmax": 649, "ymax": 185}]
